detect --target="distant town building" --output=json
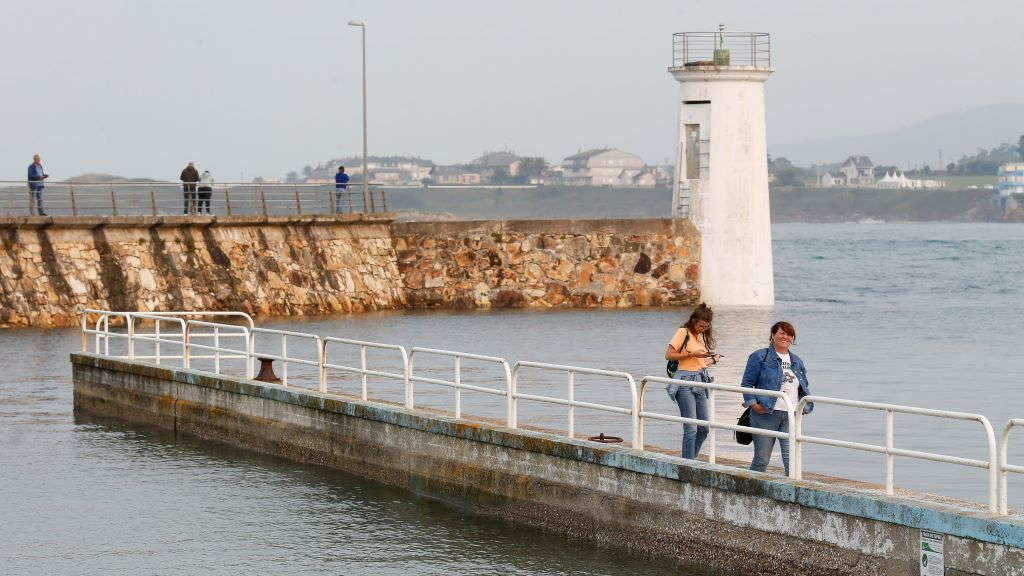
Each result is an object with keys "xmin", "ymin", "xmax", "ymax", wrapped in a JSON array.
[
  {"xmin": 430, "ymin": 166, "xmax": 482, "ymax": 185},
  {"xmin": 561, "ymin": 148, "xmax": 648, "ymax": 186},
  {"xmin": 998, "ymin": 163, "xmax": 1024, "ymax": 196},
  {"xmin": 821, "ymin": 155, "xmax": 876, "ymax": 188},
  {"xmin": 308, "ymin": 156, "xmax": 434, "ymax": 184},
  {"xmin": 470, "ymin": 151, "xmax": 522, "ymax": 182}
]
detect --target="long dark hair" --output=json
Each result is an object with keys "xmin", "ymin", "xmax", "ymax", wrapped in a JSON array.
[{"xmin": 682, "ymin": 303, "xmax": 715, "ymax": 351}]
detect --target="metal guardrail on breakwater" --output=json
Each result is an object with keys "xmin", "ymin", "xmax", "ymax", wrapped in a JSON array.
[
  {"xmin": 1, "ymin": 181, "xmax": 388, "ymax": 216},
  {"xmin": 80, "ymin": 309, "xmax": 1022, "ymax": 515}
]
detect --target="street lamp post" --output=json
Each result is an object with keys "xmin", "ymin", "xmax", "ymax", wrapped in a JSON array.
[{"xmin": 348, "ymin": 19, "xmax": 370, "ymax": 213}]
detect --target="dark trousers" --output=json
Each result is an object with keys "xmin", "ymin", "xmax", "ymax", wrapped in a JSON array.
[
  {"xmin": 197, "ymin": 188, "xmax": 212, "ymax": 214},
  {"xmin": 183, "ymin": 184, "xmax": 197, "ymax": 214}
]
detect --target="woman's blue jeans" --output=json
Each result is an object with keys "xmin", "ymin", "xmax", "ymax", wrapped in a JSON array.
[
  {"xmin": 668, "ymin": 371, "xmax": 708, "ymax": 459},
  {"xmin": 749, "ymin": 409, "xmax": 790, "ymax": 476}
]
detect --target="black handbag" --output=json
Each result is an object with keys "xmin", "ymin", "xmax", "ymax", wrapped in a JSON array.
[
  {"xmin": 665, "ymin": 332, "xmax": 690, "ymax": 377},
  {"xmin": 735, "ymin": 407, "xmax": 753, "ymax": 445}
]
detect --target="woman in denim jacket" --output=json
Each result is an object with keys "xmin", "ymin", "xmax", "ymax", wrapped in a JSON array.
[
  {"xmin": 741, "ymin": 321, "xmax": 813, "ymax": 476},
  {"xmin": 665, "ymin": 304, "xmax": 721, "ymax": 459}
]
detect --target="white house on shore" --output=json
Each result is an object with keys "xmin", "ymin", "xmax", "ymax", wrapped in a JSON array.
[
  {"xmin": 820, "ymin": 155, "xmax": 876, "ymax": 187},
  {"xmin": 999, "ymin": 163, "xmax": 1024, "ymax": 196},
  {"xmin": 561, "ymin": 148, "xmax": 653, "ymax": 186}
]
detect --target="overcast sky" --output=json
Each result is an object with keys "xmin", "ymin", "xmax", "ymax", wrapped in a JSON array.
[{"xmin": 2, "ymin": 0, "xmax": 1022, "ymax": 181}]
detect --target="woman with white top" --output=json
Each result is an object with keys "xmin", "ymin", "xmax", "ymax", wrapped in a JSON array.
[
  {"xmin": 664, "ymin": 303, "xmax": 721, "ymax": 459},
  {"xmin": 740, "ymin": 321, "xmax": 814, "ymax": 475}
]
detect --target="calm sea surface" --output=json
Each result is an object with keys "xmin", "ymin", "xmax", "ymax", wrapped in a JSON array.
[{"xmin": 2, "ymin": 222, "xmax": 1023, "ymax": 575}]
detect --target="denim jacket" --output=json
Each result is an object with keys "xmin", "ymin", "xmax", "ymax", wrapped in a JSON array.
[
  {"xmin": 740, "ymin": 347, "xmax": 813, "ymax": 414},
  {"xmin": 27, "ymin": 163, "xmax": 45, "ymax": 191}
]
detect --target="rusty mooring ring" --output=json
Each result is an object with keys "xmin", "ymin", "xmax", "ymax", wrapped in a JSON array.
[{"xmin": 587, "ymin": 433, "xmax": 623, "ymax": 443}]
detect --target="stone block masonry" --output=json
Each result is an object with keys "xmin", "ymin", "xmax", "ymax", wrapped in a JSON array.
[
  {"xmin": 392, "ymin": 219, "xmax": 700, "ymax": 309},
  {"xmin": 0, "ymin": 216, "xmax": 700, "ymax": 328},
  {"xmin": 0, "ymin": 215, "xmax": 406, "ymax": 328}
]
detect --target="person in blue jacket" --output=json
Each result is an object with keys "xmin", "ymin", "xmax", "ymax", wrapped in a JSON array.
[
  {"xmin": 334, "ymin": 166, "xmax": 350, "ymax": 213},
  {"xmin": 27, "ymin": 154, "xmax": 49, "ymax": 216},
  {"xmin": 741, "ymin": 321, "xmax": 813, "ymax": 475}
]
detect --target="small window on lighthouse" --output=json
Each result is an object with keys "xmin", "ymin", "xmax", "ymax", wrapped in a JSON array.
[{"xmin": 685, "ymin": 124, "xmax": 700, "ymax": 180}]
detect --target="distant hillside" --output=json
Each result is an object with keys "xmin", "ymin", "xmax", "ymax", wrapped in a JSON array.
[
  {"xmin": 387, "ymin": 186, "xmax": 1009, "ymax": 223},
  {"xmin": 66, "ymin": 173, "xmax": 162, "ymax": 183},
  {"xmin": 771, "ymin": 102, "xmax": 1024, "ymax": 167}
]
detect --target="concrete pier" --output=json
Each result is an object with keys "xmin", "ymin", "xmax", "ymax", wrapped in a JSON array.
[{"xmin": 72, "ymin": 353, "xmax": 1024, "ymax": 576}]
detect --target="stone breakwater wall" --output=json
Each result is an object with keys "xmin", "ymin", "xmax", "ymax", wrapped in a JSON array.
[
  {"xmin": 0, "ymin": 216, "xmax": 700, "ymax": 328},
  {"xmin": 391, "ymin": 219, "xmax": 700, "ymax": 309},
  {"xmin": 0, "ymin": 215, "xmax": 405, "ymax": 328}
]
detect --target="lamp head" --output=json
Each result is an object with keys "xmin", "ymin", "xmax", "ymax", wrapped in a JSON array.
[{"xmin": 348, "ymin": 20, "xmax": 365, "ymax": 27}]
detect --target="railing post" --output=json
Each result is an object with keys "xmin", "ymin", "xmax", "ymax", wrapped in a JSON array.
[
  {"xmin": 80, "ymin": 313, "xmax": 88, "ymax": 352},
  {"xmin": 637, "ymin": 380, "xmax": 646, "ymax": 448},
  {"xmin": 885, "ymin": 409, "xmax": 895, "ymax": 495},
  {"xmin": 982, "ymin": 416, "xmax": 999, "ymax": 513},
  {"xmin": 360, "ymin": 345, "xmax": 368, "ymax": 400},
  {"xmin": 259, "ymin": 186, "xmax": 268, "ymax": 216},
  {"xmin": 567, "ymin": 370, "xmax": 575, "ymax": 439},
  {"xmin": 155, "ymin": 320, "xmax": 162, "ymax": 365},
  {"xmin": 214, "ymin": 325, "xmax": 221, "ymax": 374},
  {"xmin": 346, "ymin": 191, "xmax": 353, "ymax": 214},
  {"xmin": 69, "ymin": 184, "xmax": 78, "ymax": 216},
  {"xmin": 245, "ymin": 330, "xmax": 254, "ymax": 379},
  {"xmin": 502, "ymin": 361, "xmax": 514, "ymax": 428},
  {"xmin": 1000, "ymin": 421, "xmax": 1014, "ymax": 515},
  {"xmin": 282, "ymin": 335, "xmax": 289, "ymax": 386},
  {"xmin": 224, "ymin": 188, "xmax": 232, "ymax": 216},
  {"xmin": 183, "ymin": 321, "xmax": 191, "ymax": 369},
  {"xmin": 787, "ymin": 402, "xmax": 797, "ymax": 480},
  {"xmin": 509, "ymin": 364, "xmax": 519, "ymax": 428},
  {"xmin": 404, "ymin": 349, "xmax": 414, "ymax": 409},
  {"xmin": 793, "ymin": 399, "xmax": 805, "ymax": 480},
  {"xmin": 294, "ymin": 186, "xmax": 302, "ymax": 215},
  {"xmin": 329, "ymin": 187, "xmax": 336, "ymax": 215},
  {"xmin": 454, "ymin": 355, "xmax": 462, "ymax": 419},
  {"xmin": 707, "ymin": 387, "xmax": 717, "ymax": 464},
  {"xmin": 318, "ymin": 339, "xmax": 326, "ymax": 393},
  {"xmin": 149, "ymin": 188, "xmax": 157, "ymax": 216},
  {"xmin": 380, "ymin": 189, "xmax": 388, "ymax": 212},
  {"xmin": 126, "ymin": 314, "xmax": 135, "ymax": 360},
  {"xmin": 110, "ymin": 184, "xmax": 118, "ymax": 216}
]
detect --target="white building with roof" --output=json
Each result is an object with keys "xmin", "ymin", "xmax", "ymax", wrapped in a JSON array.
[
  {"xmin": 999, "ymin": 163, "xmax": 1024, "ymax": 196},
  {"xmin": 561, "ymin": 149, "xmax": 645, "ymax": 186}
]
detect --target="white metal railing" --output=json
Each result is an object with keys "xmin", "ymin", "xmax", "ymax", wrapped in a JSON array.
[
  {"xmin": 322, "ymin": 337, "xmax": 409, "ymax": 401},
  {"xmin": 129, "ymin": 313, "xmax": 187, "ymax": 365},
  {"xmin": 511, "ymin": 361, "xmax": 639, "ymax": 448},
  {"xmin": 77, "ymin": 309, "xmax": 1024, "ymax": 515},
  {"xmin": 2, "ymin": 180, "xmax": 389, "ymax": 216},
  {"xmin": 998, "ymin": 419, "xmax": 1024, "ymax": 514},
  {"xmin": 408, "ymin": 347, "xmax": 513, "ymax": 424},
  {"xmin": 184, "ymin": 320, "xmax": 252, "ymax": 378},
  {"xmin": 250, "ymin": 328, "xmax": 324, "ymax": 388},
  {"xmin": 793, "ymin": 396, "xmax": 999, "ymax": 512},
  {"xmin": 639, "ymin": 375, "xmax": 797, "ymax": 478}
]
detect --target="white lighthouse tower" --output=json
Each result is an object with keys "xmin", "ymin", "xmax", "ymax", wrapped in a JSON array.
[{"xmin": 670, "ymin": 27, "xmax": 774, "ymax": 306}]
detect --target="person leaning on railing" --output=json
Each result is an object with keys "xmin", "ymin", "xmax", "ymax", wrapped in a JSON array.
[
  {"xmin": 664, "ymin": 303, "xmax": 722, "ymax": 460},
  {"xmin": 27, "ymin": 153, "xmax": 49, "ymax": 216},
  {"xmin": 741, "ymin": 321, "xmax": 814, "ymax": 476},
  {"xmin": 197, "ymin": 170, "xmax": 214, "ymax": 215},
  {"xmin": 180, "ymin": 162, "xmax": 200, "ymax": 215}
]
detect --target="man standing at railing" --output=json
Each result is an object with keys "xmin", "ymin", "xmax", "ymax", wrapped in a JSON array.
[
  {"xmin": 180, "ymin": 162, "xmax": 200, "ymax": 215},
  {"xmin": 197, "ymin": 170, "xmax": 214, "ymax": 214},
  {"xmin": 334, "ymin": 166, "xmax": 349, "ymax": 213},
  {"xmin": 27, "ymin": 154, "xmax": 49, "ymax": 216}
]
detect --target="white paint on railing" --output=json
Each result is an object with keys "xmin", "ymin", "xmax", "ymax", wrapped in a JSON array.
[
  {"xmin": 250, "ymin": 328, "xmax": 323, "ymax": 388},
  {"xmin": 999, "ymin": 419, "xmax": 1024, "ymax": 514},
  {"xmin": 321, "ymin": 337, "xmax": 409, "ymax": 401},
  {"xmin": 638, "ymin": 375, "xmax": 797, "ymax": 478},
  {"xmin": 794, "ymin": 395, "xmax": 999, "ymax": 512},
  {"xmin": 511, "ymin": 361, "xmax": 639, "ymax": 449},
  {"xmin": 408, "ymin": 347, "xmax": 512, "ymax": 425},
  {"xmin": 77, "ymin": 309, "xmax": 1024, "ymax": 515}
]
